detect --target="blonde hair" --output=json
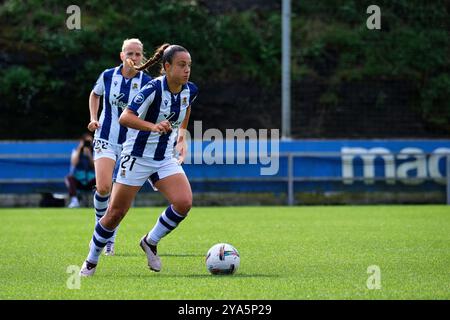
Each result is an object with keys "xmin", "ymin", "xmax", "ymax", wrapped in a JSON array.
[{"xmin": 121, "ymin": 38, "xmax": 143, "ymax": 53}]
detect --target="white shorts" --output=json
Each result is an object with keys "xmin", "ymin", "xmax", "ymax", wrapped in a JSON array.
[
  {"xmin": 93, "ymin": 138, "xmax": 122, "ymax": 162},
  {"xmin": 115, "ymin": 155, "xmax": 185, "ymax": 190}
]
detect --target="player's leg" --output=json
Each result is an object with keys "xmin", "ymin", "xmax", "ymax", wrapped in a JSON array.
[
  {"xmin": 155, "ymin": 173, "xmax": 193, "ymax": 215},
  {"xmin": 141, "ymin": 170, "xmax": 192, "ymax": 272},
  {"xmin": 80, "ymin": 182, "xmax": 140, "ymax": 276},
  {"xmin": 147, "ymin": 173, "xmax": 192, "ymax": 244},
  {"xmin": 92, "ymin": 157, "xmax": 117, "ymax": 254},
  {"xmin": 93, "ymin": 143, "xmax": 123, "ymax": 255},
  {"xmin": 100, "ymin": 182, "xmax": 140, "ymax": 229},
  {"xmin": 81, "ymin": 153, "xmax": 150, "ymax": 276},
  {"xmin": 93, "ymin": 157, "xmax": 115, "ymax": 221}
]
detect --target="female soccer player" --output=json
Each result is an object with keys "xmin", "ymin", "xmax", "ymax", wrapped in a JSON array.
[
  {"xmin": 87, "ymin": 38, "xmax": 152, "ymax": 255},
  {"xmin": 80, "ymin": 43, "xmax": 198, "ymax": 276}
]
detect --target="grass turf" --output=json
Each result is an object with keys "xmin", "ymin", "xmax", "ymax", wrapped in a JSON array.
[{"xmin": 0, "ymin": 205, "xmax": 449, "ymax": 299}]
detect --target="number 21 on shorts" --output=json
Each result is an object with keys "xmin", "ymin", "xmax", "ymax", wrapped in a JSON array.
[{"xmin": 120, "ymin": 155, "xmax": 137, "ymax": 177}]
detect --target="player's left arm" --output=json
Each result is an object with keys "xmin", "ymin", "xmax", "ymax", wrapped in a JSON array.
[{"xmin": 176, "ymin": 105, "xmax": 191, "ymax": 164}]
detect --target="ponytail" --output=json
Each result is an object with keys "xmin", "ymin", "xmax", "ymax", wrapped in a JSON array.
[{"xmin": 135, "ymin": 43, "xmax": 170, "ymax": 72}]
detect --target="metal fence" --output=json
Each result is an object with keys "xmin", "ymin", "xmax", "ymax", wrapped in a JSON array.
[
  {"xmin": 0, "ymin": 151, "xmax": 449, "ymax": 206},
  {"xmin": 279, "ymin": 152, "xmax": 450, "ymax": 206}
]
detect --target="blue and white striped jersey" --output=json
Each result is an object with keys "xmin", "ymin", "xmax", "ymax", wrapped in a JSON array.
[
  {"xmin": 92, "ymin": 65, "xmax": 152, "ymax": 146},
  {"xmin": 123, "ymin": 75, "xmax": 198, "ymax": 160}
]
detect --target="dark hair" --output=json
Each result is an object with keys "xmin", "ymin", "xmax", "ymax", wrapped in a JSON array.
[
  {"xmin": 135, "ymin": 44, "xmax": 188, "ymax": 74},
  {"xmin": 80, "ymin": 133, "xmax": 93, "ymax": 148},
  {"xmin": 162, "ymin": 45, "xmax": 188, "ymax": 65}
]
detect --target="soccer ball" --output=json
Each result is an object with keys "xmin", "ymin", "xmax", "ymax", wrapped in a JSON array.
[{"xmin": 205, "ymin": 243, "xmax": 240, "ymax": 275}]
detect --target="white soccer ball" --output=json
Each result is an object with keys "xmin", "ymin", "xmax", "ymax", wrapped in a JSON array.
[{"xmin": 205, "ymin": 243, "xmax": 240, "ymax": 275}]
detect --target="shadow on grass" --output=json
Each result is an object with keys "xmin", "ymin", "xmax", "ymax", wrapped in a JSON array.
[
  {"xmin": 114, "ymin": 253, "xmax": 205, "ymax": 258},
  {"xmin": 100, "ymin": 273, "xmax": 279, "ymax": 279}
]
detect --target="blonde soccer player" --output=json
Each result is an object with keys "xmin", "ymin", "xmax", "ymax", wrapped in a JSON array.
[{"xmin": 87, "ymin": 38, "xmax": 152, "ymax": 256}]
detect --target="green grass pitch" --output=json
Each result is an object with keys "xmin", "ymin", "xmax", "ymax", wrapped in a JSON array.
[{"xmin": 0, "ymin": 205, "xmax": 449, "ymax": 299}]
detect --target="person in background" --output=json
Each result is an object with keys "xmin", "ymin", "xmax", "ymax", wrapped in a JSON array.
[{"xmin": 65, "ymin": 133, "xmax": 96, "ymax": 208}]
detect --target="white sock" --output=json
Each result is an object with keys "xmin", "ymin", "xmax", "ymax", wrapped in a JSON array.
[
  {"xmin": 94, "ymin": 191, "xmax": 109, "ymax": 221},
  {"xmin": 146, "ymin": 205, "xmax": 186, "ymax": 246},
  {"xmin": 87, "ymin": 221, "xmax": 117, "ymax": 264},
  {"xmin": 93, "ymin": 192, "xmax": 118, "ymax": 243}
]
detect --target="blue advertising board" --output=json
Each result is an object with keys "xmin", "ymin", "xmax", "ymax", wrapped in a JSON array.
[{"xmin": 0, "ymin": 139, "xmax": 448, "ymax": 194}]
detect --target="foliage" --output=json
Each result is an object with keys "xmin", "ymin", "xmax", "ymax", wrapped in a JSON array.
[{"xmin": 0, "ymin": 0, "xmax": 448, "ymax": 137}]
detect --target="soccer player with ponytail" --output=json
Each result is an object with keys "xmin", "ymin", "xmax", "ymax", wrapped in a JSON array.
[
  {"xmin": 80, "ymin": 44, "xmax": 198, "ymax": 276},
  {"xmin": 86, "ymin": 39, "xmax": 152, "ymax": 255}
]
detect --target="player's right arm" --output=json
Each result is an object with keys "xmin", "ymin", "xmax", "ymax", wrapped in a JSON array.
[
  {"xmin": 119, "ymin": 109, "xmax": 171, "ymax": 134},
  {"xmin": 119, "ymin": 83, "xmax": 171, "ymax": 134},
  {"xmin": 87, "ymin": 72, "xmax": 105, "ymax": 132},
  {"xmin": 88, "ymin": 91, "xmax": 101, "ymax": 132}
]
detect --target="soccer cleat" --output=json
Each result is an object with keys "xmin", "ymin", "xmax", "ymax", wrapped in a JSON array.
[
  {"xmin": 104, "ymin": 241, "xmax": 115, "ymax": 256},
  {"xmin": 79, "ymin": 260, "xmax": 97, "ymax": 277},
  {"xmin": 139, "ymin": 235, "xmax": 161, "ymax": 272}
]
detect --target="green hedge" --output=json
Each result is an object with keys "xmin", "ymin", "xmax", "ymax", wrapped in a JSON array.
[{"xmin": 0, "ymin": 0, "xmax": 448, "ymax": 137}]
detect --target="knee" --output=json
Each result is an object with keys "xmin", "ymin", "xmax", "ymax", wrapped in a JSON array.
[
  {"xmin": 173, "ymin": 197, "xmax": 192, "ymax": 216},
  {"xmin": 96, "ymin": 184, "xmax": 111, "ymax": 196}
]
